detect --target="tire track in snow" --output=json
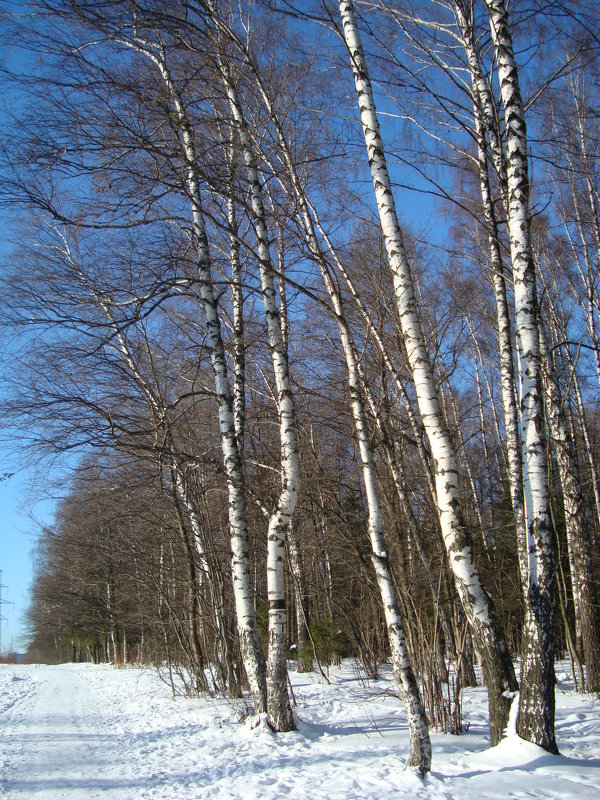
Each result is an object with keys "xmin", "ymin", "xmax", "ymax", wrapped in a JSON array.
[{"xmin": 0, "ymin": 664, "xmax": 143, "ymax": 799}]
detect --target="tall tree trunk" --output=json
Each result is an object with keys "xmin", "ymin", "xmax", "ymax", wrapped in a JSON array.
[
  {"xmin": 335, "ymin": 313, "xmax": 432, "ymax": 775},
  {"xmin": 456, "ymin": 0, "xmax": 527, "ymax": 589},
  {"xmin": 338, "ymin": 0, "xmax": 517, "ymax": 746},
  {"xmin": 224, "ymin": 142, "xmax": 246, "ymax": 453},
  {"xmin": 146, "ymin": 48, "xmax": 267, "ymax": 713},
  {"xmin": 484, "ymin": 0, "xmax": 558, "ymax": 753},
  {"xmin": 540, "ymin": 326, "xmax": 600, "ymax": 692},
  {"xmin": 221, "ymin": 67, "xmax": 299, "ymax": 731},
  {"xmin": 305, "ymin": 223, "xmax": 432, "ymax": 770}
]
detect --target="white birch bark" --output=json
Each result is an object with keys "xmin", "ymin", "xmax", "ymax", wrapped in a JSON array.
[
  {"xmin": 275, "ymin": 226, "xmax": 311, "ymax": 669},
  {"xmin": 331, "ymin": 282, "xmax": 432, "ymax": 774},
  {"xmin": 339, "ymin": 0, "xmax": 517, "ymax": 746},
  {"xmin": 220, "ymin": 67, "xmax": 298, "ymax": 731},
  {"xmin": 358, "ymin": 355, "xmax": 459, "ymax": 680},
  {"xmin": 173, "ymin": 470, "xmax": 210, "ymax": 593},
  {"xmin": 294, "ymin": 139, "xmax": 433, "ymax": 772},
  {"xmin": 216, "ymin": 16, "xmax": 435, "ymax": 762},
  {"xmin": 134, "ymin": 44, "xmax": 267, "ymax": 713},
  {"xmin": 484, "ymin": 0, "xmax": 558, "ymax": 753},
  {"xmin": 455, "ymin": 1, "xmax": 528, "ymax": 588},
  {"xmin": 540, "ymin": 326, "xmax": 600, "ymax": 692},
  {"xmin": 224, "ymin": 143, "xmax": 246, "ymax": 453}
]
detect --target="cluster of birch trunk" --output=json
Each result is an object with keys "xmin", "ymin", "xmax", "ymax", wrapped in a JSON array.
[{"xmin": 3, "ymin": 0, "xmax": 600, "ymax": 775}]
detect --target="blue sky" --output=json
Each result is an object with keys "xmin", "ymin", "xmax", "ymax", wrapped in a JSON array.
[{"xmin": 0, "ymin": 461, "xmax": 54, "ymax": 653}]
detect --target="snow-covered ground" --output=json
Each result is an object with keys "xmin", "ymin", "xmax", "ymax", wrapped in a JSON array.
[{"xmin": 0, "ymin": 660, "xmax": 598, "ymax": 799}]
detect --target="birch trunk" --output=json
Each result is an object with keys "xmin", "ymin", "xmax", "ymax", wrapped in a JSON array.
[
  {"xmin": 306, "ymin": 218, "xmax": 431, "ymax": 771},
  {"xmin": 480, "ymin": 114, "xmax": 529, "ymax": 586},
  {"xmin": 339, "ymin": 0, "xmax": 517, "ymax": 746},
  {"xmin": 314, "ymin": 202, "xmax": 432, "ymax": 768},
  {"xmin": 383, "ymin": 435, "xmax": 458, "ymax": 671},
  {"xmin": 145, "ymin": 49, "xmax": 267, "ymax": 713},
  {"xmin": 484, "ymin": 0, "xmax": 558, "ymax": 752},
  {"xmin": 540, "ymin": 327, "xmax": 600, "ymax": 692},
  {"xmin": 455, "ymin": 0, "xmax": 528, "ymax": 589},
  {"xmin": 225, "ymin": 144, "xmax": 246, "ymax": 453},
  {"xmin": 221, "ymin": 68, "xmax": 298, "ymax": 731},
  {"xmin": 335, "ymin": 301, "xmax": 432, "ymax": 775},
  {"xmin": 237, "ymin": 50, "xmax": 431, "ymax": 769},
  {"xmin": 227, "ymin": 19, "xmax": 433, "ymax": 764}
]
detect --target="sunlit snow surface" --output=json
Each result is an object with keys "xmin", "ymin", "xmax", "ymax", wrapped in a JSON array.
[{"xmin": 0, "ymin": 661, "xmax": 598, "ymax": 799}]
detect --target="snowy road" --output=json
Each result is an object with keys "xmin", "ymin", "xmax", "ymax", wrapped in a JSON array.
[
  {"xmin": 0, "ymin": 664, "xmax": 169, "ymax": 798},
  {"xmin": 0, "ymin": 662, "xmax": 599, "ymax": 799}
]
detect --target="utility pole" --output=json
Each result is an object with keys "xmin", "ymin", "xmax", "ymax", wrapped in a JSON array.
[{"xmin": 0, "ymin": 571, "xmax": 14, "ymax": 656}]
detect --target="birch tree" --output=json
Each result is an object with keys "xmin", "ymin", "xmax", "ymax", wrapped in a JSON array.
[
  {"xmin": 337, "ymin": 0, "xmax": 517, "ymax": 746},
  {"xmin": 202, "ymin": 5, "xmax": 433, "ymax": 767},
  {"xmin": 454, "ymin": 0, "xmax": 528, "ymax": 588},
  {"xmin": 483, "ymin": 0, "xmax": 557, "ymax": 752},
  {"xmin": 216, "ymin": 60, "xmax": 299, "ymax": 731}
]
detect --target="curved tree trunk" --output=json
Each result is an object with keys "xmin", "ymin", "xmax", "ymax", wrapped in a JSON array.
[
  {"xmin": 331, "ymin": 293, "xmax": 432, "ymax": 775},
  {"xmin": 338, "ymin": 0, "xmax": 517, "ymax": 746}
]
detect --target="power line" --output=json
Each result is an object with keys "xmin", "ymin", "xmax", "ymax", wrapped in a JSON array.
[{"xmin": 0, "ymin": 571, "xmax": 15, "ymax": 656}]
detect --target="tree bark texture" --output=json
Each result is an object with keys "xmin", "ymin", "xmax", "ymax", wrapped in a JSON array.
[
  {"xmin": 456, "ymin": 1, "xmax": 528, "ymax": 589},
  {"xmin": 484, "ymin": 0, "xmax": 558, "ymax": 753},
  {"xmin": 339, "ymin": 0, "xmax": 517, "ymax": 746},
  {"xmin": 150, "ymin": 50, "xmax": 268, "ymax": 714},
  {"xmin": 221, "ymin": 67, "xmax": 298, "ymax": 731}
]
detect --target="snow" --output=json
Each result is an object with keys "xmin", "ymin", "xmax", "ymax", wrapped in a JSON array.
[{"xmin": 0, "ymin": 661, "xmax": 598, "ymax": 799}]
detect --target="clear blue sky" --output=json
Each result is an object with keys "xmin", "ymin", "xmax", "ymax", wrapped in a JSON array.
[{"xmin": 0, "ymin": 460, "xmax": 54, "ymax": 654}]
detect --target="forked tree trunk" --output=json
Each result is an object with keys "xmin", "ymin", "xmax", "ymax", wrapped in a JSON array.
[
  {"xmin": 338, "ymin": 0, "xmax": 517, "ymax": 746},
  {"xmin": 221, "ymin": 67, "xmax": 299, "ymax": 731},
  {"xmin": 484, "ymin": 0, "xmax": 558, "ymax": 753}
]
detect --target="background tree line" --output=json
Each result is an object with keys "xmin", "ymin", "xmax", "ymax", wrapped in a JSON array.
[{"xmin": 1, "ymin": 0, "xmax": 599, "ymax": 774}]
